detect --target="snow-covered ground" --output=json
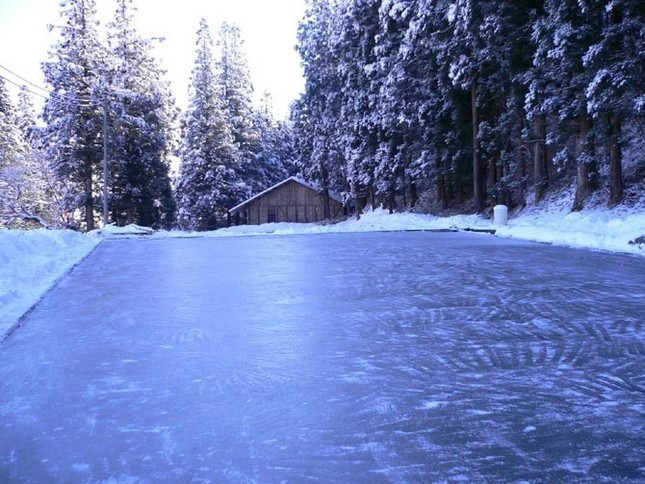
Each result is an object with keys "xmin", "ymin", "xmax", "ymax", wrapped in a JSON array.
[
  {"xmin": 1, "ymin": 205, "xmax": 643, "ymax": 337},
  {"xmin": 0, "ymin": 229, "xmax": 100, "ymax": 336}
]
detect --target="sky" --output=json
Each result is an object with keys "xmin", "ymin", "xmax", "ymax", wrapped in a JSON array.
[{"xmin": 0, "ymin": 0, "xmax": 306, "ymax": 119}]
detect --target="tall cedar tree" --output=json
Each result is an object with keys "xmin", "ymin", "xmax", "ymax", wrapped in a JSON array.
[
  {"xmin": 214, "ymin": 22, "xmax": 258, "ymax": 199},
  {"xmin": 176, "ymin": 19, "xmax": 240, "ymax": 230},
  {"xmin": 42, "ymin": 0, "xmax": 106, "ymax": 231},
  {"xmin": 529, "ymin": 0, "xmax": 601, "ymax": 209},
  {"xmin": 0, "ymin": 80, "xmax": 57, "ymax": 227},
  {"xmin": 293, "ymin": 0, "xmax": 346, "ymax": 216},
  {"xmin": 337, "ymin": 0, "xmax": 381, "ymax": 214},
  {"xmin": 583, "ymin": 0, "xmax": 645, "ymax": 206},
  {"xmin": 293, "ymin": 0, "xmax": 643, "ymax": 212},
  {"xmin": 0, "ymin": 77, "xmax": 24, "ymax": 172},
  {"xmin": 407, "ymin": 1, "xmax": 473, "ymax": 208},
  {"xmin": 106, "ymin": 0, "xmax": 177, "ymax": 229}
]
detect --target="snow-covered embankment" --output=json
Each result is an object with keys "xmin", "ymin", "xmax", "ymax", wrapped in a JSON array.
[{"xmin": 0, "ymin": 229, "xmax": 100, "ymax": 337}]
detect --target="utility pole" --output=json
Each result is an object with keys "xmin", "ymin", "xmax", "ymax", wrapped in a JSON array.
[{"xmin": 102, "ymin": 94, "xmax": 109, "ymax": 228}]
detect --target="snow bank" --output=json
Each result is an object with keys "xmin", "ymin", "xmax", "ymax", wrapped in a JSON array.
[
  {"xmin": 158, "ymin": 206, "xmax": 645, "ymax": 256},
  {"xmin": 0, "ymin": 229, "xmax": 100, "ymax": 337},
  {"xmin": 497, "ymin": 207, "xmax": 645, "ymax": 255},
  {"xmin": 87, "ymin": 223, "xmax": 155, "ymax": 238},
  {"xmin": 157, "ymin": 209, "xmax": 487, "ymax": 239}
]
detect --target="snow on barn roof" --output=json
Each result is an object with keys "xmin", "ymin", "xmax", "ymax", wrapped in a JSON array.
[{"xmin": 229, "ymin": 177, "xmax": 343, "ymax": 213}]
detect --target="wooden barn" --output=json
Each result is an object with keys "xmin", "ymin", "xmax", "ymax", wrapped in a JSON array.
[{"xmin": 229, "ymin": 177, "xmax": 344, "ymax": 226}]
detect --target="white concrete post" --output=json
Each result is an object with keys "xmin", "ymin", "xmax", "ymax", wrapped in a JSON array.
[{"xmin": 493, "ymin": 205, "xmax": 508, "ymax": 226}]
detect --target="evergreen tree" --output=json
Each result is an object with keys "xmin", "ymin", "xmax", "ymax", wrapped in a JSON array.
[
  {"xmin": 106, "ymin": 0, "xmax": 177, "ymax": 229},
  {"xmin": 337, "ymin": 0, "xmax": 382, "ymax": 213},
  {"xmin": 0, "ymin": 80, "xmax": 60, "ymax": 227},
  {"xmin": 583, "ymin": 0, "xmax": 645, "ymax": 206},
  {"xmin": 479, "ymin": 0, "xmax": 540, "ymax": 208},
  {"xmin": 252, "ymin": 108, "xmax": 298, "ymax": 189},
  {"xmin": 215, "ymin": 22, "xmax": 255, "ymax": 150},
  {"xmin": 0, "ymin": 77, "xmax": 24, "ymax": 172},
  {"xmin": 528, "ymin": 0, "xmax": 601, "ymax": 209},
  {"xmin": 441, "ymin": 0, "xmax": 523, "ymax": 211},
  {"xmin": 406, "ymin": 1, "xmax": 473, "ymax": 209},
  {"xmin": 294, "ymin": 0, "xmax": 347, "ymax": 216},
  {"xmin": 292, "ymin": 0, "xmax": 643, "ymax": 214},
  {"xmin": 176, "ymin": 19, "xmax": 241, "ymax": 230},
  {"xmin": 374, "ymin": 0, "xmax": 425, "ymax": 211},
  {"xmin": 16, "ymin": 86, "xmax": 39, "ymax": 144},
  {"xmin": 42, "ymin": 0, "xmax": 106, "ymax": 231},
  {"xmin": 214, "ymin": 21, "xmax": 259, "ymax": 199}
]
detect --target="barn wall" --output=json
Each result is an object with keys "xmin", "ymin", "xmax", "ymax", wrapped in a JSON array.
[{"xmin": 235, "ymin": 180, "xmax": 343, "ymax": 225}]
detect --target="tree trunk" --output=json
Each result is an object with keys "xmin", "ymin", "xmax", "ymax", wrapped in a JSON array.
[
  {"xmin": 355, "ymin": 195, "xmax": 364, "ymax": 220},
  {"xmin": 486, "ymin": 157, "xmax": 499, "ymax": 199},
  {"xmin": 533, "ymin": 114, "xmax": 548, "ymax": 202},
  {"xmin": 84, "ymin": 159, "xmax": 94, "ymax": 231},
  {"xmin": 436, "ymin": 172, "xmax": 446, "ymax": 210},
  {"xmin": 608, "ymin": 113, "xmax": 623, "ymax": 207},
  {"xmin": 409, "ymin": 181, "xmax": 418, "ymax": 208},
  {"xmin": 487, "ymin": 155, "xmax": 497, "ymax": 200},
  {"xmin": 572, "ymin": 114, "xmax": 597, "ymax": 211},
  {"xmin": 126, "ymin": 204, "xmax": 134, "ymax": 225},
  {"xmin": 444, "ymin": 169, "xmax": 453, "ymax": 207},
  {"xmin": 323, "ymin": 189, "xmax": 331, "ymax": 220},
  {"xmin": 320, "ymin": 166, "xmax": 331, "ymax": 219},
  {"xmin": 471, "ymin": 78, "xmax": 485, "ymax": 212},
  {"xmin": 518, "ymin": 127, "xmax": 528, "ymax": 207}
]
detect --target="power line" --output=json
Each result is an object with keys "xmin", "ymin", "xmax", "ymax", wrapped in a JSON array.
[
  {"xmin": 0, "ymin": 70, "xmax": 101, "ymax": 105},
  {"xmin": 0, "ymin": 73, "xmax": 49, "ymax": 100},
  {"xmin": 0, "ymin": 64, "xmax": 50, "ymax": 95},
  {"xmin": 0, "ymin": 63, "xmax": 149, "ymax": 107}
]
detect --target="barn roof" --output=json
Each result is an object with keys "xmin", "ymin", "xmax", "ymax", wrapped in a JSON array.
[{"xmin": 229, "ymin": 176, "xmax": 343, "ymax": 214}]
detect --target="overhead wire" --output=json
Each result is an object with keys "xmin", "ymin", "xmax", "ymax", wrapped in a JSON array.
[
  {"xmin": 0, "ymin": 66, "xmax": 109, "ymax": 106},
  {"xmin": 0, "ymin": 62, "xmax": 157, "ymax": 113},
  {"xmin": 0, "ymin": 73, "xmax": 49, "ymax": 100},
  {"xmin": 0, "ymin": 64, "xmax": 50, "ymax": 96}
]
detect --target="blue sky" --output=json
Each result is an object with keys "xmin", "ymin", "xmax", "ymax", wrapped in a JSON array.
[{"xmin": 0, "ymin": 0, "xmax": 305, "ymax": 119}]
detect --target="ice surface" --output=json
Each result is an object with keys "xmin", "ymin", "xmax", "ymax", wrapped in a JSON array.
[
  {"xmin": 1, "ymin": 232, "xmax": 643, "ymax": 482},
  {"xmin": 2, "ymin": 206, "xmax": 643, "ymax": 336}
]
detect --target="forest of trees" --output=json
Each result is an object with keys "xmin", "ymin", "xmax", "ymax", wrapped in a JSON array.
[
  {"xmin": 0, "ymin": 0, "xmax": 295, "ymax": 231},
  {"xmin": 1, "ymin": 0, "xmax": 643, "ymax": 231},
  {"xmin": 175, "ymin": 20, "xmax": 296, "ymax": 230},
  {"xmin": 292, "ymin": 0, "xmax": 644, "ymax": 215}
]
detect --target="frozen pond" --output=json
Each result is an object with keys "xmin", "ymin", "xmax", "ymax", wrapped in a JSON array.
[{"xmin": 1, "ymin": 232, "xmax": 644, "ymax": 482}]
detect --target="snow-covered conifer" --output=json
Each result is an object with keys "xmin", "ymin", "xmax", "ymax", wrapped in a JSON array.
[
  {"xmin": 106, "ymin": 0, "xmax": 177, "ymax": 229},
  {"xmin": 214, "ymin": 22, "xmax": 261, "ymax": 199},
  {"xmin": 41, "ymin": 0, "xmax": 107, "ymax": 231},
  {"xmin": 336, "ymin": 0, "xmax": 382, "ymax": 213},
  {"xmin": 176, "ymin": 19, "xmax": 241, "ymax": 231},
  {"xmin": 251, "ymin": 109, "xmax": 298, "ymax": 191},
  {"xmin": 582, "ymin": 0, "xmax": 645, "ymax": 206},
  {"xmin": 528, "ymin": 0, "xmax": 603, "ymax": 209},
  {"xmin": 0, "ymin": 78, "xmax": 24, "ymax": 173},
  {"xmin": 294, "ymin": 0, "xmax": 347, "ymax": 215},
  {"xmin": 0, "ymin": 80, "xmax": 63, "ymax": 228}
]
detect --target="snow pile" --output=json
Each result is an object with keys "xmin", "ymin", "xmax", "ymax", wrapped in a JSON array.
[
  {"xmin": 0, "ymin": 229, "xmax": 100, "ymax": 336},
  {"xmin": 496, "ymin": 207, "xmax": 645, "ymax": 255},
  {"xmin": 88, "ymin": 223, "xmax": 155, "ymax": 238},
  {"xmin": 159, "ymin": 209, "xmax": 486, "ymax": 239},
  {"xmin": 164, "ymin": 206, "xmax": 645, "ymax": 255}
]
